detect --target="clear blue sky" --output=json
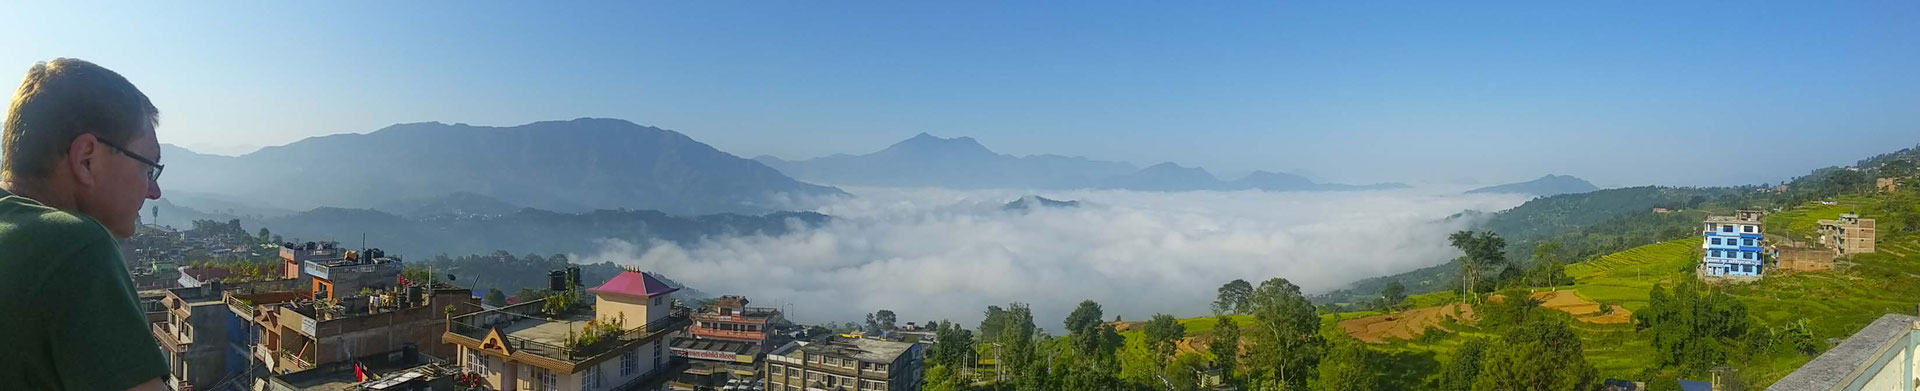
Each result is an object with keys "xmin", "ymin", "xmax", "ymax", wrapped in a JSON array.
[{"xmin": 4, "ymin": 2, "xmax": 1917, "ymax": 187}]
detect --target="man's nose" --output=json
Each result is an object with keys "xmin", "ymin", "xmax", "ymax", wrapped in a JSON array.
[{"xmin": 147, "ymin": 178, "xmax": 162, "ymax": 200}]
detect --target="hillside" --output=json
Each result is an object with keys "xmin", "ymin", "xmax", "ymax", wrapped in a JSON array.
[
  {"xmin": 1468, "ymin": 174, "xmax": 1601, "ymax": 196},
  {"xmin": 160, "ymin": 118, "xmax": 845, "ymax": 215}
]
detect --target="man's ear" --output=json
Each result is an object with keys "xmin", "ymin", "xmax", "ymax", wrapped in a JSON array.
[{"xmin": 67, "ymin": 133, "xmax": 100, "ymax": 187}]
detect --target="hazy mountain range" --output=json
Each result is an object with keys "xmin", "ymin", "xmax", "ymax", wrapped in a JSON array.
[
  {"xmin": 756, "ymin": 133, "xmax": 1409, "ymax": 192},
  {"xmin": 148, "ymin": 197, "xmax": 827, "ymax": 258},
  {"xmin": 1466, "ymin": 174, "xmax": 1601, "ymax": 197},
  {"xmin": 159, "ymin": 118, "xmax": 844, "ymax": 216}
]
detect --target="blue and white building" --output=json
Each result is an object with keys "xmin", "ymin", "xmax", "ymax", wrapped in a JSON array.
[{"xmin": 1702, "ymin": 210, "xmax": 1766, "ymax": 278}]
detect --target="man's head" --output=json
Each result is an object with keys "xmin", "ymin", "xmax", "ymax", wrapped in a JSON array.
[{"xmin": 3, "ymin": 58, "xmax": 162, "ymax": 238}]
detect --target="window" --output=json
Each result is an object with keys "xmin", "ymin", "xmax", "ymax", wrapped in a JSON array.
[
  {"xmin": 654, "ymin": 341, "xmax": 664, "ymax": 367},
  {"xmin": 1745, "ymin": 225, "xmax": 1756, "ymax": 233},
  {"xmin": 533, "ymin": 367, "xmax": 557, "ymax": 391},
  {"xmin": 622, "ymin": 349, "xmax": 637, "ymax": 376},
  {"xmin": 467, "ymin": 350, "xmax": 484, "ymax": 374},
  {"xmin": 1745, "ymin": 238, "xmax": 1756, "ymax": 246},
  {"xmin": 585, "ymin": 365, "xmax": 600, "ymax": 390},
  {"xmin": 1722, "ymin": 226, "xmax": 1734, "ymax": 233},
  {"xmin": 1710, "ymin": 250, "xmax": 1721, "ymax": 258},
  {"xmin": 1710, "ymin": 238, "xmax": 1721, "ymax": 245}
]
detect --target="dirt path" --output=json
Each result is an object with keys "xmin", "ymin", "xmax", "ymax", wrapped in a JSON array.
[{"xmin": 1337, "ymin": 303, "xmax": 1475, "ymax": 344}]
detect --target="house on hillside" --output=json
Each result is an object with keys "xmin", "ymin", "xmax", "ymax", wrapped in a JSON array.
[
  {"xmin": 1818, "ymin": 214, "xmax": 1877, "ymax": 257},
  {"xmin": 1700, "ymin": 210, "xmax": 1766, "ymax": 280}
]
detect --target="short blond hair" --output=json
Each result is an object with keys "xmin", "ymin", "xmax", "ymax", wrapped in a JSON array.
[{"xmin": 2, "ymin": 58, "xmax": 159, "ymax": 182}]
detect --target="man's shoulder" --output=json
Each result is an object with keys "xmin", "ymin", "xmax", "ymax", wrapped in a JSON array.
[{"xmin": 0, "ymin": 194, "xmax": 115, "ymax": 244}]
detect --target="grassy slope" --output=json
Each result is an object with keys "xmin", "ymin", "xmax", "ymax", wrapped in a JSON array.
[{"xmin": 1143, "ymin": 195, "xmax": 1919, "ymax": 388}]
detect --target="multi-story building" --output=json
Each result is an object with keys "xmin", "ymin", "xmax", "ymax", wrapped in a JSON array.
[
  {"xmin": 668, "ymin": 296, "xmax": 787, "ymax": 390},
  {"xmin": 265, "ymin": 282, "xmax": 475, "ymax": 374},
  {"xmin": 1818, "ymin": 214, "xmax": 1877, "ymax": 257},
  {"xmin": 303, "ymin": 248, "xmax": 404, "ymax": 301},
  {"xmin": 1701, "ymin": 210, "xmax": 1765, "ymax": 279},
  {"xmin": 763, "ymin": 337, "xmax": 923, "ymax": 391},
  {"xmin": 153, "ymin": 279, "xmax": 306, "ymax": 391},
  {"xmin": 278, "ymin": 242, "xmax": 341, "ymax": 280},
  {"xmin": 444, "ymin": 269, "xmax": 690, "ymax": 391}
]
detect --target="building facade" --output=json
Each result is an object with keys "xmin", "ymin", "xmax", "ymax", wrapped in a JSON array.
[
  {"xmin": 444, "ymin": 269, "xmax": 690, "ymax": 391},
  {"xmin": 763, "ymin": 338, "xmax": 923, "ymax": 391},
  {"xmin": 668, "ymin": 296, "xmax": 787, "ymax": 390},
  {"xmin": 1768, "ymin": 314, "xmax": 1920, "ymax": 391},
  {"xmin": 1819, "ymin": 214, "xmax": 1877, "ymax": 257},
  {"xmin": 1702, "ymin": 210, "xmax": 1766, "ymax": 278}
]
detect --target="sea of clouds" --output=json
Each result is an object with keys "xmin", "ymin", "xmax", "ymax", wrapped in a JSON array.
[{"xmin": 572, "ymin": 187, "xmax": 1529, "ymax": 330}]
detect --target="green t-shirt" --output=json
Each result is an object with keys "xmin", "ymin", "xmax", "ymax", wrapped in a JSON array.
[{"xmin": 0, "ymin": 190, "xmax": 168, "ymax": 390}]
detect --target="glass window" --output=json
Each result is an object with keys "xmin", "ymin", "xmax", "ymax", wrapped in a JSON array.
[
  {"xmin": 622, "ymin": 349, "xmax": 637, "ymax": 375},
  {"xmin": 1710, "ymin": 250, "xmax": 1721, "ymax": 258},
  {"xmin": 585, "ymin": 365, "xmax": 600, "ymax": 390},
  {"xmin": 1722, "ymin": 226, "xmax": 1734, "ymax": 233},
  {"xmin": 1745, "ymin": 238, "xmax": 1755, "ymax": 246},
  {"xmin": 1711, "ymin": 238, "xmax": 1721, "ymax": 245},
  {"xmin": 1745, "ymin": 225, "xmax": 1756, "ymax": 233}
]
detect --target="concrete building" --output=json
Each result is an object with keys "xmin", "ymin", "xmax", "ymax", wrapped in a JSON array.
[
  {"xmin": 265, "ymin": 283, "xmax": 476, "ymax": 375},
  {"xmin": 153, "ymin": 279, "xmax": 307, "ymax": 391},
  {"xmin": 304, "ymin": 248, "xmax": 405, "ymax": 301},
  {"xmin": 1768, "ymin": 314, "xmax": 1920, "ymax": 391},
  {"xmin": 1702, "ymin": 210, "xmax": 1766, "ymax": 279},
  {"xmin": 444, "ymin": 269, "xmax": 690, "ymax": 391},
  {"xmin": 763, "ymin": 337, "xmax": 924, "ymax": 391},
  {"xmin": 668, "ymin": 296, "xmax": 788, "ymax": 390},
  {"xmin": 1819, "ymin": 214, "xmax": 1878, "ymax": 257},
  {"xmin": 280, "ymin": 242, "xmax": 342, "ymax": 280}
]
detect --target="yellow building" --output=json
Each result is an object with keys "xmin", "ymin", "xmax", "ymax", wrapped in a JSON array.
[{"xmin": 444, "ymin": 270, "xmax": 689, "ymax": 391}]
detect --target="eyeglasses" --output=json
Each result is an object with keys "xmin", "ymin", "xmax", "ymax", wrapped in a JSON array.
[{"xmin": 94, "ymin": 136, "xmax": 164, "ymax": 183}]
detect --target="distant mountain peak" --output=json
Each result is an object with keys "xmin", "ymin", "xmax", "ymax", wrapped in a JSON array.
[
  {"xmin": 878, "ymin": 132, "xmax": 998, "ymax": 159},
  {"xmin": 1467, "ymin": 174, "xmax": 1599, "ymax": 196}
]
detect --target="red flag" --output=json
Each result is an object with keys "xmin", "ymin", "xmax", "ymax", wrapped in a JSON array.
[{"xmin": 355, "ymin": 362, "xmax": 367, "ymax": 381}]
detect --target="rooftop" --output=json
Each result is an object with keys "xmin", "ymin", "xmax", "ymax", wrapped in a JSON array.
[
  {"xmin": 1768, "ymin": 313, "xmax": 1920, "ymax": 391},
  {"xmin": 269, "ymin": 349, "xmax": 451, "ymax": 391},
  {"xmin": 1705, "ymin": 215, "xmax": 1762, "ymax": 224},
  {"xmin": 447, "ymin": 298, "xmax": 691, "ymax": 364},
  {"xmin": 588, "ymin": 270, "xmax": 680, "ymax": 299},
  {"xmin": 771, "ymin": 337, "xmax": 918, "ymax": 364}
]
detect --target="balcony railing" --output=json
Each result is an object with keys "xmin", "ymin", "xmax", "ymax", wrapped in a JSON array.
[{"xmin": 152, "ymin": 323, "xmax": 187, "ymax": 351}]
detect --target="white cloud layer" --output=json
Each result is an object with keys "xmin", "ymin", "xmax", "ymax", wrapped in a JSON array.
[{"xmin": 573, "ymin": 187, "xmax": 1528, "ymax": 330}]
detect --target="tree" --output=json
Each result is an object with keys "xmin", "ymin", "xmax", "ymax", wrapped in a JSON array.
[
  {"xmin": 483, "ymin": 289, "xmax": 508, "ymax": 307},
  {"xmin": 1528, "ymin": 242, "xmax": 1573, "ymax": 287},
  {"xmin": 1379, "ymin": 281, "xmax": 1406, "ymax": 310},
  {"xmin": 930, "ymin": 320, "xmax": 976, "ymax": 369},
  {"xmin": 1473, "ymin": 320, "xmax": 1597, "ymax": 391},
  {"xmin": 1213, "ymin": 279, "xmax": 1254, "ymax": 315},
  {"xmin": 1449, "ymin": 230, "xmax": 1507, "ymax": 299},
  {"xmin": 1144, "ymin": 314, "xmax": 1187, "ymax": 358},
  {"xmin": 1245, "ymin": 277, "xmax": 1324, "ymax": 390},
  {"xmin": 1208, "ymin": 316, "xmax": 1241, "ymax": 384},
  {"xmin": 995, "ymin": 303, "xmax": 1038, "ymax": 386},
  {"xmin": 925, "ymin": 365, "xmax": 964, "ymax": 391},
  {"xmin": 258, "ymin": 227, "xmax": 272, "ymax": 244},
  {"xmin": 1314, "ymin": 339, "xmax": 1380, "ymax": 391},
  {"xmin": 1066, "ymin": 300, "xmax": 1105, "ymax": 334},
  {"xmin": 1437, "ymin": 338, "xmax": 1488, "ymax": 391},
  {"xmin": 980, "ymin": 305, "xmax": 1009, "ymax": 341},
  {"xmin": 1634, "ymin": 280, "xmax": 1751, "ymax": 373},
  {"xmin": 874, "ymin": 309, "xmax": 898, "ymax": 331},
  {"xmin": 1165, "ymin": 352, "xmax": 1206, "ymax": 391}
]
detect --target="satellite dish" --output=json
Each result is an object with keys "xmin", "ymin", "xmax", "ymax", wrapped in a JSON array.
[{"xmin": 446, "ymin": 274, "xmax": 457, "ymax": 281}]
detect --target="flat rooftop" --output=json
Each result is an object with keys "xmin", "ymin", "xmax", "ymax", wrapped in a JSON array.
[
  {"xmin": 1706, "ymin": 215, "xmax": 1761, "ymax": 224},
  {"xmin": 773, "ymin": 337, "xmax": 917, "ymax": 364}
]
